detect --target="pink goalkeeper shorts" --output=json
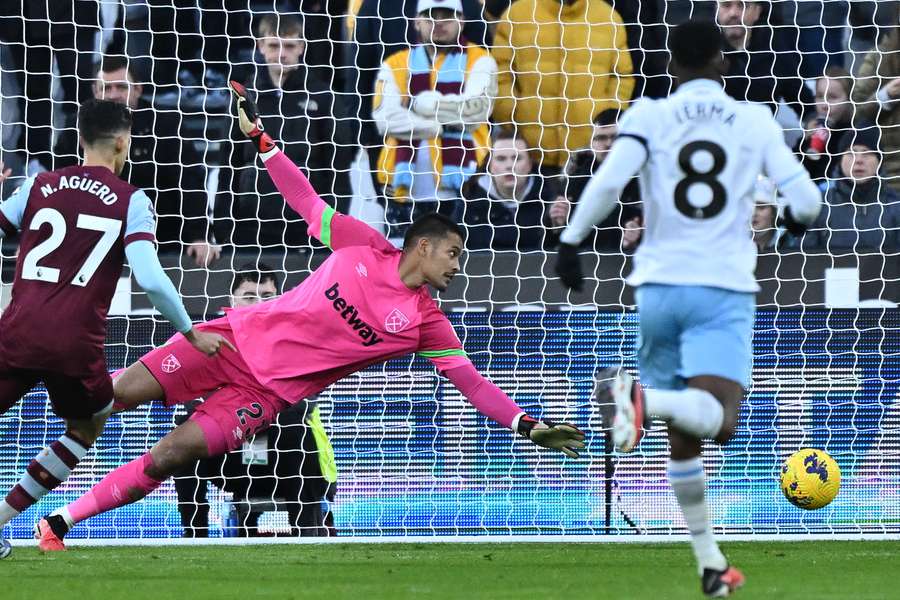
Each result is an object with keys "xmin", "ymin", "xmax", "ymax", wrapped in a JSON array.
[{"xmin": 139, "ymin": 317, "xmax": 290, "ymax": 455}]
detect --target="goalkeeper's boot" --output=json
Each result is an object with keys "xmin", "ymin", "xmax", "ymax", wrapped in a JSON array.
[
  {"xmin": 595, "ymin": 366, "xmax": 646, "ymax": 453},
  {"xmin": 34, "ymin": 515, "xmax": 68, "ymax": 552},
  {"xmin": 702, "ymin": 565, "xmax": 745, "ymax": 598},
  {"xmin": 0, "ymin": 531, "xmax": 11, "ymax": 559}
]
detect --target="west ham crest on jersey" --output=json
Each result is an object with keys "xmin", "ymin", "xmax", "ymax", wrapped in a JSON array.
[
  {"xmin": 384, "ymin": 308, "xmax": 410, "ymax": 333},
  {"xmin": 161, "ymin": 353, "xmax": 181, "ymax": 374}
]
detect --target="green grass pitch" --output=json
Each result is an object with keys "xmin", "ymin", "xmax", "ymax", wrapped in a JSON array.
[{"xmin": 1, "ymin": 541, "xmax": 894, "ymax": 599}]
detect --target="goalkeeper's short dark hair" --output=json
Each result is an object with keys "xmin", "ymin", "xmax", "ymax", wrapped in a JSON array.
[
  {"xmin": 231, "ymin": 262, "xmax": 280, "ymax": 294},
  {"xmin": 78, "ymin": 98, "xmax": 133, "ymax": 146},
  {"xmin": 403, "ymin": 213, "xmax": 466, "ymax": 251},
  {"xmin": 669, "ymin": 20, "xmax": 725, "ymax": 70}
]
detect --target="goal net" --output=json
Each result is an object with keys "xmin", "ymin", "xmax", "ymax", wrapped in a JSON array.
[{"xmin": 0, "ymin": 1, "xmax": 898, "ymax": 541}]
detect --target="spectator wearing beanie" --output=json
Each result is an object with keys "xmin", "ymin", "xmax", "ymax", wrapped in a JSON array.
[{"xmin": 803, "ymin": 124, "xmax": 900, "ymax": 252}]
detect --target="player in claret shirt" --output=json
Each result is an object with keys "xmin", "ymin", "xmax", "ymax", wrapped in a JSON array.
[
  {"xmin": 34, "ymin": 82, "xmax": 585, "ymax": 550},
  {"xmin": 0, "ymin": 99, "xmax": 229, "ymax": 558}
]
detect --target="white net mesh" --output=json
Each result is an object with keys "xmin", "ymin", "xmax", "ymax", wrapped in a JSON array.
[{"xmin": 0, "ymin": 0, "xmax": 898, "ymax": 541}]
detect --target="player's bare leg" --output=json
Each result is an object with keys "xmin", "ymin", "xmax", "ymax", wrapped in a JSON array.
[
  {"xmin": 667, "ymin": 376, "xmax": 745, "ymax": 598},
  {"xmin": 1, "ymin": 384, "xmax": 113, "ymax": 558},
  {"xmin": 0, "ymin": 376, "xmax": 38, "ymax": 558},
  {"xmin": 688, "ymin": 376, "xmax": 741, "ymax": 446},
  {"xmin": 598, "ymin": 369, "xmax": 745, "ymax": 596},
  {"xmin": 112, "ymin": 361, "xmax": 165, "ymax": 411},
  {"xmin": 65, "ymin": 414, "xmax": 110, "ymax": 448},
  {"xmin": 37, "ymin": 420, "xmax": 210, "ymax": 551}
]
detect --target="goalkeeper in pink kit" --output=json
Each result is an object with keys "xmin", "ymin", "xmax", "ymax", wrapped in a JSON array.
[{"xmin": 34, "ymin": 82, "xmax": 585, "ymax": 548}]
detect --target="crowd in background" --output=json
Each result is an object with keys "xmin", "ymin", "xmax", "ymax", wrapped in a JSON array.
[{"xmin": 0, "ymin": 0, "xmax": 899, "ymax": 263}]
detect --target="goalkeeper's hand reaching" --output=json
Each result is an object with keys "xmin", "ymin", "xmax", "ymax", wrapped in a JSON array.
[
  {"xmin": 229, "ymin": 80, "xmax": 276, "ymax": 154},
  {"xmin": 517, "ymin": 415, "xmax": 585, "ymax": 458}
]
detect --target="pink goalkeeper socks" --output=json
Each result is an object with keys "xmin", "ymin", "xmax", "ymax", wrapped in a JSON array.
[{"xmin": 62, "ymin": 453, "xmax": 163, "ymax": 526}]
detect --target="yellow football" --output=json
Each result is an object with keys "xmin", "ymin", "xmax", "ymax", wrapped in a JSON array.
[{"xmin": 780, "ymin": 448, "xmax": 841, "ymax": 510}]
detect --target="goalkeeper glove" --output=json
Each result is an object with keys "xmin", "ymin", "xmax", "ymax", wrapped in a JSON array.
[
  {"xmin": 555, "ymin": 242, "xmax": 584, "ymax": 292},
  {"xmin": 517, "ymin": 415, "xmax": 586, "ymax": 459},
  {"xmin": 229, "ymin": 80, "xmax": 276, "ymax": 154}
]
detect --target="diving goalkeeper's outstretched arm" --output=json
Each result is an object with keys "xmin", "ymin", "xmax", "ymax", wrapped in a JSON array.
[
  {"xmin": 444, "ymin": 361, "xmax": 586, "ymax": 458},
  {"xmin": 229, "ymin": 80, "xmax": 389, "ymax": 251}
]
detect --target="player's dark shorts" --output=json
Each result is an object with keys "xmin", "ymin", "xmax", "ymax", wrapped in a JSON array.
[{"xmin": 0, "ymin": 354, "xmax": 113, "ymax": 420}]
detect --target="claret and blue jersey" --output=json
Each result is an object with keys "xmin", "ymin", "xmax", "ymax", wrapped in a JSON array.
[{"xmin": 0, "ymin": 165, "xmax": 154, "ymax": 374}]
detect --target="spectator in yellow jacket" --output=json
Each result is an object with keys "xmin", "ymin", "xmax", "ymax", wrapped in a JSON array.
[{"xmin": 491, "ymin": 0, "xmax": 634, "ymax": 172}]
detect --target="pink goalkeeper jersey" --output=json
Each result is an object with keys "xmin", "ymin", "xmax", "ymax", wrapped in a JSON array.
[{"xmin": 226, "ymin": 152, "xmax": 470, "ymax": 403}]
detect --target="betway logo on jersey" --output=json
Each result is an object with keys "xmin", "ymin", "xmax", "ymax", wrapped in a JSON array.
[
  {"xmin": 324, "ymin": 282, "xmax": 383, "ymax": 347},
  {"xmin": 40, "ymin": 175, "xmax": 118, "ymax": 205}
]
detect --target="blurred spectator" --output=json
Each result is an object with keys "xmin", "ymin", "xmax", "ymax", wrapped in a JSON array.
[
  {"xmin": 231, "ymin": 266, "xmax": 279, "ymax": 307},
  {"xmin": 848, "ymin": 1, "xmax": 899, "ymax": 60},
  {"xmin": 1, "ymin": 1, "xmax": 100, "ymax": 173},
  {"xmin": 373, "ymin": 0, "xmax": 495, "ymax": 240},
  {"xmin": 348, "ymin": 0, "xmax": 487, "ymax": 185},
  {"xmin": 267, "ymin": 1, "xmax": 352, "ymax": 90},
  {"xmin": 750, "ymin": 176, "xmax": 796, "ymax": 253},
  {"xmin": 716, "ymin": 0, "xmax": 814, "ymax": 123},
  {"xmin": 350, "ymin": 0, "xmax": 488, "ymax": 95},
  {"xmin": 53, "ymin": 56, "xmax": 218, "ymax": 267},
  {"xmin": 662, "ymin": 1, "xmax": 716, "ymax": 24},
  {"xmin": 620, "ymin": 216, "xmax": 643, "ymax": 252},
  {"xmin": 751, "ymin": 202, "xmax": 778, "ymax": 253},
  {"xmin": 118, "ymin": 1, "xmax": 350, "ymax": 92},
  {"xmin": 0, "ymin": 45, "xmax": 24, "ymax": 198},
  {"xmin": 779, "ymin": 0, "xmax": 850, "ymax": 77},
  {"xmin": 491, "ymin": 0, "xmax": 634, "ymax": 174},
  {"xmin": 851, "ymin": 25, "xmax": 900, "ymax": 192},
  {"xmin": 231, "ymin": 263, "xmax": 279, "ymax": 302},
  {"xmin": 215, "ymin": 13, "xmax": 355, "ymax": 250},
  {"xmin": 175, "ymin": 263, "xmax": 336, "ymax": 538},
  {"xmin": 607, "ymin": 0, "xmax": 670, "ymax": 99},
  {"xmin": 798, "ymin": 67, "xmax": 855, "ymax": 183},
  {"xmin": 563, "ymin": 109, "xmax": 642, "ymax": 249},
  {"xmin": 462, "ymin": 130, "xmax": 563, "ymax": 251},
  {"xmin": 486, "ymin": 0, "xmax": 666, "ymax": 98},
  {"xmin": 122, "ymin": 1, "xmax": 252, "ymax": 92},
  {"xmin": 482, "ymin": 0, "xmax": 512, "ymax": 20},
  {"xmin": 804, "ymin": 126, "xmax": 900, "ymax": 252}
]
